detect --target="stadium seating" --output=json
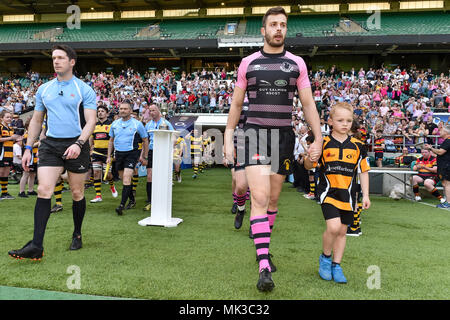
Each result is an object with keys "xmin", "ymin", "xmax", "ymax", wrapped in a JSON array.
[
  {"xmin": 343, "ymin": 12, "xmax": 450, "ymax": 36},
  {"xmin": 245, "ymin": 15, "xmax": 341, "ymax": 37},
  {"xmin": 0, "ymin": 12, "xmax": 448, "ymax": 43},
  {"xmin": 246, "ymin": 12, "xmax": 450, "ymax": 37},
  {"xmin": 155, "ymin": 19, "xmax": 228, "ymax": 39},
  {"xmin": 59, "ymin": 21, "xmax": 151, "ymax": 42},
  {"xmin": 0, "ymin": 23, "xmax": 64, "ymax": 42}
]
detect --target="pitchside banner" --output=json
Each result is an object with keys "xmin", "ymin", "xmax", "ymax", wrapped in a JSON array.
[{"xmin": 170, "ymin": 116, "xmax": 198, "ymax": 169}]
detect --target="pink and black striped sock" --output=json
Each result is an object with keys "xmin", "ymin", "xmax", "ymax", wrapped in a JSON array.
[
  {"xmin": 246, "ymin": 187, "xmax": 250, "ymax": 200},
  {"xmin": 250, "ymin": 215, "xmax": 271, "ymax": 272},
  {"xmin": 267, "ymin": 210, "xmax": 278, "ymax": 232},
  {"xmin": 236, "ymin": 193, "xmax": 246, "ymax": 211},
  {"xmin": 232, "ymin": 192, "xmax": 237, "ymax": 204}
]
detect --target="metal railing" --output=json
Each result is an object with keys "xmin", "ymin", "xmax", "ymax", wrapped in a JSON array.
[{"xmin": 369, "ymin": 134, "xmax": 440, "ymax": 152}]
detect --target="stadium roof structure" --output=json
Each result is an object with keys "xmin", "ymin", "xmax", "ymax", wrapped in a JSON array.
[
  {"xmin": 0, "ymin": 0, "xmax": 296, "ymax": 15},
  {"xmin": 0, "ymin": 0, "xmax": 449, "ymax": 59},
  {"xmin": 1, "ymin": 0, "xmax": 448, "ymax": 15}
]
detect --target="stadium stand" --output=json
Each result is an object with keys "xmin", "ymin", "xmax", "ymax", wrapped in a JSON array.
[{"xmin": 0, "ymin": 11, "xmax": 449, "ymax": 43}]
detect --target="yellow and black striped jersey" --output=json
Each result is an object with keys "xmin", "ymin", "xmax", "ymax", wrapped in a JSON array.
[
  {"xmin": 316, "ymin": 135, "xmax": 370, "ymax": 212},
  {"xmin": 173, "ymin": 137, "xmax": 186, "ymax": 160},
  {"xmin": 92, "ymin": 119, "xmax": 112, "ymax": 153},
  {"xmin": 137, "ymin": 135, "xmax": 143, "ymax": 151},
  {"xmin": 0, "ymin": 123, "xmax": 14, "ymax": 161},
  {"xmin": 190, "ymin": 135, "xmax": 203, "ymax": 154}
]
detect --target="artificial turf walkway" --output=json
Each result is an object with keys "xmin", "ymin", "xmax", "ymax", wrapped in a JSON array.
[{"xmin": 1, "ymin": 167, "xmax": 449, "ymax": 300}]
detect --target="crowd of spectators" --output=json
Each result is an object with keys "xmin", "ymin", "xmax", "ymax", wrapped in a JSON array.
[
  {"xmin": 293, "ymin": 64, "xmax": 450, "ymax": 159},
  {"xmin": 1, "ymin": 63, "xmax": 450, "ymax": 205},
  {"xmin": 1, "ymin": 64, "xmax": 450, "ymax": 157}
]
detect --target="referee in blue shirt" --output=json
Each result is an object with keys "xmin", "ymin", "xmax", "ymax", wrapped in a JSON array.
[
  {"xmin": 9, "ymin": 45, "xmax": 97, "ymax": 260},
  {"xmin": 107, "ymin": 100, "xmax": 149, "ymax": 215}
]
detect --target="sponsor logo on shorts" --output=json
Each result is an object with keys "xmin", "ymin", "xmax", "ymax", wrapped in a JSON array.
[
  {"xmin": 252, "ymin": 153, "xmax": 266, "ymax": 161},
  {"xmin": 283, "ymin": 159, "xmax": 291, "ymax": 171}
]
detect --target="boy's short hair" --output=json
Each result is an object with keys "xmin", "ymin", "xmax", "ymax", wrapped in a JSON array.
[{"xmin": 329, "ymin": 102, "xmax": 354, "ymax": 118}]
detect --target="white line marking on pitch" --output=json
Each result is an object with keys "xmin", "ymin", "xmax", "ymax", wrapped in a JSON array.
[{"xmin": 416, "ymin": 201, "xmax": 448, "ymax": 210}]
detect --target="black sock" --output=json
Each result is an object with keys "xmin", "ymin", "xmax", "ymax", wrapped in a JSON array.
[
  {"xmin": 322, "ymin": 252, "xmax": 331, "ymax": 259},
  {"xmin": 121, "ymin": 185, "xmax": 132, "ymax": 206},
  {"xmin": 146, "ymin": 182, "xmax": 152, "ymax": 203},
  {"xmin": 128, "ymin": 186, "xmax": 135, "ymax": 202},
  {"xmin": 32, "ymin": 198, "xmax": 52, "ymax": 248},
  {"xmin": 72, "ymin": 198, "xmax": 86, "ymax": 237},
  {"xmin": 332, "ymin": 262, "xmax": 340, "ymax": 266}
]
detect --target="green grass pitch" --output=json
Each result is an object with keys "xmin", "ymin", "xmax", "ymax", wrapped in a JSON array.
[{"xmin": 0, "ymin": 167, "xmax": 449, "ymax": 300}]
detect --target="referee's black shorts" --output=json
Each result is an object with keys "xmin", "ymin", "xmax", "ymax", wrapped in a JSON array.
[
  {"xmin": 38, "ymin": 137, "xmax": 90, "ymax": 174},
  {"xmin": 240, "ymin": 124, "xmax": 295, "ymax": 176},
  {"xmin": 114, "ymin": 150, "xmax": 140, "ymax": 171}
]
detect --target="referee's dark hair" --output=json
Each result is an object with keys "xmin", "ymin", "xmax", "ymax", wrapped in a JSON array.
[
  {"xmin": 262, "ymin": 6, "xmax": 288, "ymax": 28},
  {"xmin": 51, "ymin": 44, "xmax": 77, "ymax": 64}
]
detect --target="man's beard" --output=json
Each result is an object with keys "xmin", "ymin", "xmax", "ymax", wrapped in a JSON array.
[{"xmin": 265, "ymin": 33, "xmax": 285, "ymax": 47}]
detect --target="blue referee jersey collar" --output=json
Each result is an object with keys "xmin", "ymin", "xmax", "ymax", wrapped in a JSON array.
[
  {"xmin": 148, "ymin": 117, "xmax": 165, "ymax": 128},
  {"xmin": 56, "ymin": 75, "xmax": 75, "ymax": 85},
  {"xmin": 119, "ymin": 117, "xmax": 135, "ymax": 126}
]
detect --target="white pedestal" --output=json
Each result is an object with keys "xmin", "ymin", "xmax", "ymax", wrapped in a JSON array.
[{"xmin": 138, "ymin": 129, "xmax": 183, "ymax": 228}]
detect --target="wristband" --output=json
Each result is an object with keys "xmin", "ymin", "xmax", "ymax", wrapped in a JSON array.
[
  {"xmin": 74, "ymin": 139, "xmax": 85, "ymax": 149},
  {"xmin": 25, "ymin": 145, "xmax": 33, "ymax": 151}
]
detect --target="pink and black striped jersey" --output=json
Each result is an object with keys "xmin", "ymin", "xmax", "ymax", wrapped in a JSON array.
[{"xmin": 235, "ymin": 49, "xmax": 310, "ymax": 128}]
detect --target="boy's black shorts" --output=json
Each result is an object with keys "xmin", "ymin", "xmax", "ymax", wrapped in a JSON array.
[
  {"xmin": 38, "ymin": 137, "xmax": 90, "ymax": 174},
  {"xmin": 321, "ymin": 203, "xmax": 354, "ymax": 226}
]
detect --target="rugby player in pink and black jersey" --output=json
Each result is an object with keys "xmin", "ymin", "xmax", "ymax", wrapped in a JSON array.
[{"xmin": 224, "ymin": 6, "xmax": 323, "ymax": 292}]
